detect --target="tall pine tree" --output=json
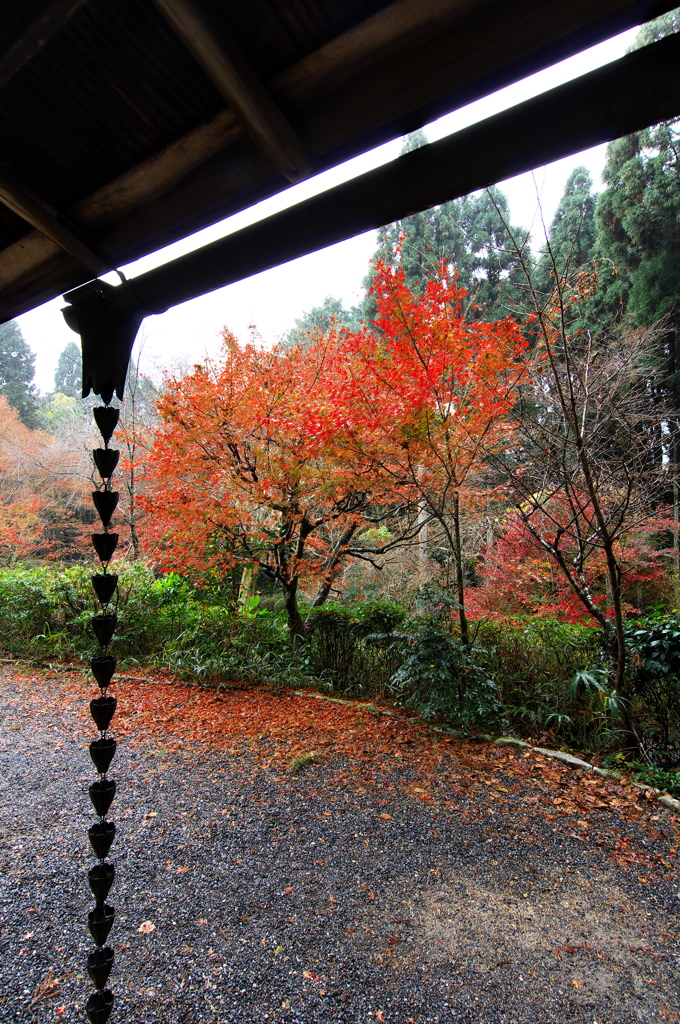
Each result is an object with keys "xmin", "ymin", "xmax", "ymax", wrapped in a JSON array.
[
  {"xmin": 53, "ymin": 340, "xmax": 82, "ymax": 399},
  {"xmin": 594, "ymin": 8, "xmax": 680, "ymax": 549},
  {"xmin": 0, "ymin": 321, "xmax": 38, "ymax": 429},
  {"xmin": 364, "ymin": 132, "xmax": 530, "ymax": 321},
  {"xmin": 596, "ymin": 10, "xmax": 680, "ymax": 334},
  {"xmin": 532, "ymin": 166, "xmax": 599, "ymax": 341},
  {"xmin": 282, "ymin": 296, "xmax": 363, "ymax": 348},
  {"xmin": 535, "ymin": 166, "xmax": 596, "ymax": 293}
]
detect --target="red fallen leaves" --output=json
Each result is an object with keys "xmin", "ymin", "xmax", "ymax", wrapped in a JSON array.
[{"xmin": 2, "ymin": 664, "xmax": 679, "ymax": 862}]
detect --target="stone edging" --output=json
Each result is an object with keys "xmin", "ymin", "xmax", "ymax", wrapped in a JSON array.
[{"xmin": 493, "ymin": 736, "xmax": 680, "ymax": 816}]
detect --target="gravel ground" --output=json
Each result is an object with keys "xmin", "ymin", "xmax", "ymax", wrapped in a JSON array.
[{"xmin": 0, "ymin": 664, "xmax": 679, "ymax": 1024}]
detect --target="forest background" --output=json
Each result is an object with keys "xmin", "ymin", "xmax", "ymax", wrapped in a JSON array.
[{"xmin": 1, "ymin": 15, "xmax": 680, "ymax": 792}]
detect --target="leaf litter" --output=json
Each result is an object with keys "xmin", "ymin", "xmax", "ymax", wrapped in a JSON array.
[{"xmin": 0, "ymin": 663, "xmax": 679, "ymax": 1023}]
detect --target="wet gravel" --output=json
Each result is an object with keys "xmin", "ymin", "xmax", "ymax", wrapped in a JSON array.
[{"xmin": 1, "ymin": 667, "xmax": 679, "ymax": 1024}]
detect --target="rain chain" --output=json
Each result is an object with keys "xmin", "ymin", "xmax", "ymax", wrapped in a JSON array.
[{"xmin": 85, "ymin": 403, "xmax": 121, "ymax": 1024}]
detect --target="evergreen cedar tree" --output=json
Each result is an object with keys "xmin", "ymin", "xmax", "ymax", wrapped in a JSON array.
[
  {"xmin": 53, "ymin": 340, "xmax": 83, "ymax": 400},
  {"xmin": 0, "ymin": 321, "xmax": 39, "ymax": 429},
  {"xmin": 144, "ymin": 262, "xmax": 527, "ymax": 640},
  {"xmin": 365, "ymin": 133, "xmax": 529, "ymax": 323}
]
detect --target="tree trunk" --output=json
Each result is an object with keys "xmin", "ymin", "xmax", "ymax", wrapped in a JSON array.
[
  {"xmin": 128, "ymin": 517, "xmax": 140, "ymax": 561},
  {"xmin": 281, "ymin": 578, "xmax": 307, "ymax": 643},
  {"xmin": 125, "ymin": 457, "xmax": 140, "ymax": 560},
  {"xmin": 306, "ymin": 522, "xmax": 357, "ymax": 621},
  {"xmin": 451, "ymin": 491, "xmax": 469, "ymax": 648},
  {"xmin": 237, "ymin": 563, "xmax": 255, "ymax": 613},
  {"xmin": 417, "ymin": 499, "xmax": 429, "ymax": 578}
]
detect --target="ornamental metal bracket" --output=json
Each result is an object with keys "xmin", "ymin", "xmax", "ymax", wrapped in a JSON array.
[{"xmin": 62, "ymin": 279, "xmax": 145, "ymax": 404}]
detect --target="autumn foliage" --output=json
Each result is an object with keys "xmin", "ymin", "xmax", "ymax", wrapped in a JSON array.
[
  {"xmin": 145, "ymin": 263, "xmax": 528, "ymax": 638},
  {"xmin": 328, "ymin": 260, "xmax": 528, "ymax": 642},
  {"xmin": 0, "ymin": 397, "xmax": 85, "ymax": 562},
  {"xmin": 469, "ymin": 501, "xmax": 676, "ymax": 623}
]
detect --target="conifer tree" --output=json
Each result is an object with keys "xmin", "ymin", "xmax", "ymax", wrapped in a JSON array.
[
  {"xmin": 594, "ymin": 11, "xmax": 680, "ymax": 519},
  {"xmin": 364, "ymin": 133, "xmax": 530, "ymax": 321},
  {"xmin": 535, "ymin": 166, "xmax": 596, "ymax": 294},
  {"xmin": 0, "ymin": 321, "xmax": 39, "ymax": 429},
  {"xmin": 53, "ymin": 340, "xmax": 82, "ymax": 399},
  {"xmin": 282, "ymin": 296, "xmax": 363, "ymax": 348}
]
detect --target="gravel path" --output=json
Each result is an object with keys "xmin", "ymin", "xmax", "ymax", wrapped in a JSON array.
[{"xmin": 0, "ymin": 664, "xmax": 679, "ymax": 1024}]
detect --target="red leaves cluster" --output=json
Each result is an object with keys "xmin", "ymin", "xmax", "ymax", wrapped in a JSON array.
[
  {"xmin": 329, "ymin": 260, "xmax": 528, "ymax": 506},
  {"xmin": 143, "ymin": 262, "xmax": 528, "ymax": 610},
  {"xmin": 469, "ymin": 500, "xmax": 676, "ymax": 621}
]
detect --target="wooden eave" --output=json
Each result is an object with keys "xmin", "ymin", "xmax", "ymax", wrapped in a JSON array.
[{"xmin": 0, "ymin": 0, "xmax": 678, "ymax": 323}]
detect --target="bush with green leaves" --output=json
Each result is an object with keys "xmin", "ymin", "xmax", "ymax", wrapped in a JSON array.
[
  {"xmin": 0, "ymin": 563, "xmax": 213, "ymax": 663},
  {"xmin": 472, "ymin": 617, "xmax": 607, "ymax": 745},
  {"xmin": 0, "ymin": 567, "xmax": 57, "ymax": 656},
  {"xmin": 306, "ymin": 600, "xmax": 408, "ymax": 695},
  {"xmin": 625, "ymin": 762, "xmax": 680, "ymax": 797},
  {"xmin": 623, "ymin": 615, "xmax": 680, "ymax": 761},
  {"xmin": 164, "ymin": 606, "xmax": 309, "ymax": 687},
  {"xmin": 388, "ymin": 621, "xmax": 505, "ymax": 729},
  {"xmin": 3, "ymin": 564, "xmax": 679, "ymax": 757}
]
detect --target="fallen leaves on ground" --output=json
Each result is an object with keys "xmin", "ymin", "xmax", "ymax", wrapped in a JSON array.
[
  {"xmin": 28, "ymin": 971, "xmax": 60, "ymax": 1006},
  {"xmin": 1, "ymin": 663, "xmax": 678, "ymax": 871}
]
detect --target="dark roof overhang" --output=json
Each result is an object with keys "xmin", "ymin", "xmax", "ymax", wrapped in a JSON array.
[{"xmin": 0, "ymin": 0, "xmax": 678, "ymax": 324}]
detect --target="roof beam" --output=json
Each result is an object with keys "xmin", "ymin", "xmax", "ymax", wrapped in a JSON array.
[
  {"xmin": 0, "ymin": 167, "xmax": 110, "ymax": 277},
  {"xmin": 2, "ymin": 0, "xmax": 679, "ymax": 320},
  {"xmin": 90, "ymin": 29, "xmax": 680, "ymax": 322},
  {"xmin": 0, "ymin": 0, "xmax": 90, "ymax": 92},
  {"xmin": 150, "ymin": 0, "xmax": 310, "ymax": 182}
]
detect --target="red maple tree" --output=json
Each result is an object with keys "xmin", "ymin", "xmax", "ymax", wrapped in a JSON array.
[
  {"xmin": 144, "ymin": 332, "xmax": 420, "ymax": 638},
  {"xmin": 144, "ymin": 263, "xmax": 529, "ymax": 641},
  {"xmin": 329, "ymin": 259, "xmax": 529, "ymax": 644}
]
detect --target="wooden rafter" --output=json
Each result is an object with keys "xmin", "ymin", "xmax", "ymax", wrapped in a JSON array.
[
  {"xmin": 0, "ymin": 0, "xmax": 644, "ymax": 298},
  {"xmin": 0, "ymin": 0, "xmax": 678, "ymax": 320},
  {"xmin": 0, "ymin": 167, "xmax": 110, "ymax": 277},
  {"xmin": 59, "ymin": 29, "xmax": 679, "ymax": 327},
  {"xmin": 150, "ymin": 0, "xmax": 311, "ymax": 182},
  {"xmin": 0, "ymin": 0, "xmax": 89, "ymax": 92}
]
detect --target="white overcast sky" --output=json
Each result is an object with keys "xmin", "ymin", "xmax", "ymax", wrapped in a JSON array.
[{"xmin": 18, "ymin": 25, "xmax": 639, "ymax": 394}]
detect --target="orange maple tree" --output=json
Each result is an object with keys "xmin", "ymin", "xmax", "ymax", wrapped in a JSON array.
[
  {"xmin": 329, "ymin": 259, "xmax": 529, "ymax": 643},
  {"xmin": 145, "ymin": 264, "xmax": 528, "ymax": 640},
  {"xmin": 0, "ymin": 396, "xmax": 85, "ymax": 562},
  {"xmin": 145, "ymin": 333, "xmax": 421, "ymax": 638}
]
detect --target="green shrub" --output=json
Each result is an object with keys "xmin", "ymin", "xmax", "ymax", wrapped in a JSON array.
[
  {"xmin": 470, "ymin": 617, "xmax": 607, "ymax": 745},
  {"xmin": 623, "ymin": 615, "xmax": 680, "ymax": 761},
  {"xmin": 306, "ymin": 600, "xmax": 408, "ymax": 695},
  {"xmin": 0, "ymin": 567, "xmax": 57, "ymax": 656},
  {"xmin": 388, "ymin": 621, "xmax": 505, "ymax": 730},
  {"xmin": 3, "ymin": 564, "xmax": 678, "ymax": 758},
  {"xmin": 0, "ymin": 563, "xmax": 212, "ymax": 663},
  {"xmin": 163, "ymin": 607, "xmax": 303, "ymax": 686},
  {"xmin": 628, "ymin": 762, "xmax": 680, "ymax": 797}
]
